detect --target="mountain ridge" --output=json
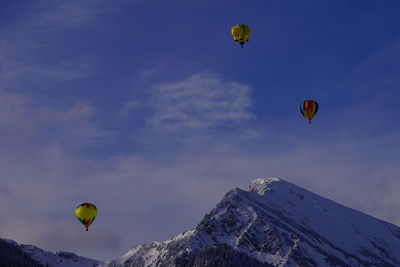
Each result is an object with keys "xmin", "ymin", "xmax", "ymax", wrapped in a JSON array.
[
  {"xmin": 107, "ymin": 177, "xmax": 400, "ymax": 266},
  {"xmin": 0, "ymin": 237, "xmax": 102, "ymax": 267}
]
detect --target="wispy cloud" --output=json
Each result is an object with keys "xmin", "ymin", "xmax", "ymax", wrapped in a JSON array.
[
  {"xmin": 353, "ymin": 39, "xmax": 400, "ymax": 95},
  {"xmin": 0, "ymin": 217, "xmax": 121, "ymax": 256},
  {"xmin": 125, "ymin": 71, "xmax": 254, "ymax": 131},
  {"xmin": 30, "ymin": 1, "xmax": 109, "ymax": 28},
  {"xmin": 355, "ymin": 40, "xmax": 400, "ymax": 74},
  {"xmin": 0, "ymin": 93, "xmax": 106, "ymax": 148},
  {"xmin": 0, "ymin": 1, "xmax": 113, "ymax": 92}
]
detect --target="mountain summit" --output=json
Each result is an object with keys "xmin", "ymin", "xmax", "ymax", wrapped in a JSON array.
[{"xmin": 107, "ymin": 177, "xmax": 400, "ymax": 267}]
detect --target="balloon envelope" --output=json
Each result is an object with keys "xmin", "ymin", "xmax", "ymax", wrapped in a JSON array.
[
  {"xmin": 231, "ymin": 24, "xmax": 251, "ymax": 48},
  {"xmin": 299, "ymin": 100, "xmax": 318, "ymax": 123},
  {"xmin": 75, "ymin": 203, "xmax": 97, "ymax": 231}
]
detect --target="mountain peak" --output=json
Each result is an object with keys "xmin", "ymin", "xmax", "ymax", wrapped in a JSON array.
[
  {"xmin": 108, "ymin": 177, "xmax": 400, "ymax": 267},
  {"xmin": 247, "ymin": 177, "xmax": 281, "ymax": 195}
]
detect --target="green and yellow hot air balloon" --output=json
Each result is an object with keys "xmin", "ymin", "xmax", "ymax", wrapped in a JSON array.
[
  {"xmin": 299, "ymin": 100, "xmax": 318, "ymax": 123},
  {"xmin": 231, "ymin": 24, "xmax": 251, "ymax": 48},
  {"xmin": 75, "ymin": 203, "xmax": 97, "ymax": 231}
]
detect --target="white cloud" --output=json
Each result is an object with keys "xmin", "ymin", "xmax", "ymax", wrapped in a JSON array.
[
  {"xmin": 355, "ymin": 40, "xmax": 400, "ymax": 74},
  {"xmin": 0, "ymin": 1, "xmax": 113, "ymax": 91},
  {"xmin": 0, "ymin": 218, "xmax": 121, "ymax": 257},
  {"xmin": 353, "ymin": 39, "xmax": 400, "ymax": 94},
  {"xmin": 31, "ymin": 1, "xmax": 109, "ymax": 28},
  {"xmin": 0, "ymin": 92, "xmax": 108, "ymax": 153},
  {"xmin": 146, "ymin": 72, "xmax": 254, "ymax": 130}
]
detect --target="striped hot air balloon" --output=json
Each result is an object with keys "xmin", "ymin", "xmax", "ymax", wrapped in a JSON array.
[
  {"xmin": 299, "ymin": 100, "xmax": 318, "ymax": 123},
  {"xmin": 75, "ymin": 203, "xmax": 97, "ymax": 231}
]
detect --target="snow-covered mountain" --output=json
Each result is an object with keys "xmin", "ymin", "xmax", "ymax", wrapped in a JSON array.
[
  {"xmin": 3, "ymin": 177, "xmax": 400, "ymax": 266},
  {"xmin": 0, "ymin": 237, "xmax": 102, "ymax": 267},
  {"xmin": 107, "ymin": 178, "xmax": 400, "ymax": 267}
]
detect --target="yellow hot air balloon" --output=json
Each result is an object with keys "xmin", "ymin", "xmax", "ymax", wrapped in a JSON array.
[
  {"xmin": 75, "ymin": 203, "xmax": 97, "ymax": 231},
  {"xmin": 231, "ymin": 24, "xmax": 251, "ymax": 48}
]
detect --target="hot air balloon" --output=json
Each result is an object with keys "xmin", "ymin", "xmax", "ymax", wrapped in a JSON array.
[
  {"xmin": 299, "ymin": 100, "xmax": 318, "ymax": 123},
  {"xmin": 75, "ymin": 203, "xmax": 97, "ymax": 231},
  {"xmin": 231, "ymin": 24, "xmax": 251, "ymax": 48}
]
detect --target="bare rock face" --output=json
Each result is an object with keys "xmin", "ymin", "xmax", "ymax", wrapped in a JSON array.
[{"xmin": 107, "ymin": 178, "xmax": 400, "ymax": 267}]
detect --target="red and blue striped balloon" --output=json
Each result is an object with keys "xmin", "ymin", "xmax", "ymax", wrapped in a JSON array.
[{"xmin": 299, "ymin": 100, "xmax": 318, "ymax": 123}]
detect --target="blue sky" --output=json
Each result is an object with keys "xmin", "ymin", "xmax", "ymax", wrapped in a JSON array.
[{"xmin": 0, "ymin": 0, "xmax": 400, "ymax": 261}]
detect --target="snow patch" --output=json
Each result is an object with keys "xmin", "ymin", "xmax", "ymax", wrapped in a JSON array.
[{"xmin": 247, "ymin": 177, "xmax": 280, "ymax": 195}]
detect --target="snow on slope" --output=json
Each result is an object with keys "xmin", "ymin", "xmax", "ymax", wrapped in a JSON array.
[
  {"xmin": 244, "ymin": 178, "xmax": 400, "ymax": 265},
  {"xmin": 0, "ymin": 238, "xmax": 103, "ymax": 267},
  {"xmin": 107, "ymin": 177, "xmax": 400, "ymax": 267},
  {"xmin": 20, "ymin": 244, "xmax": 103, "ymax": 267}
]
